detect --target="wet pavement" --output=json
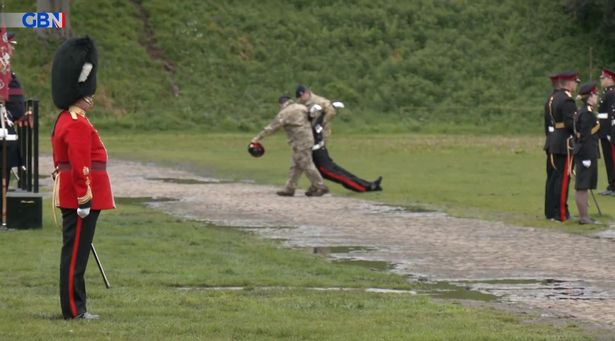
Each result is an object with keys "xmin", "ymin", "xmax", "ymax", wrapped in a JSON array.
[{"xmin": 39, "ymin": 157, "xmax": 615, "ymax": 330}]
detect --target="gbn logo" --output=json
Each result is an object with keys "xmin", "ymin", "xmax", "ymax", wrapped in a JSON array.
[{"xmin": 21, "ymin": 12, "xmax": 64, "ymax": 28}]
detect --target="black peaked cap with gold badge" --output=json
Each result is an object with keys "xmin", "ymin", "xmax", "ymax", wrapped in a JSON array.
[{"xmin": 51, "ymin": 36, "xmax": 98, "ymax": 110}]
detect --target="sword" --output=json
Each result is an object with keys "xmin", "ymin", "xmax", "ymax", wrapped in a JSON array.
[
  {"xmin": 90, "ymin": 243, "xmax": 111, "ymax": 289},
  {"xmin": 589, "ymin": 189, "xmax": 602, "ymax": 216}
]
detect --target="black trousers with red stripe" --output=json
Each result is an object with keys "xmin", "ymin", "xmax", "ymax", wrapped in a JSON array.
[
  {"xmin": 60, "ymin": 209, "xmax": 100, "ymax": 319},
  {"xmin": 600, "ymin": 138, "xmax": 615, "ymax": 190},
  {"xmin": 545, "ymin": 154, "xmax": 571, "ymax": 221},
  {"xmin": 312, "ymin": 148, "xmax": 372, "ymax": 192},
  {"xmin": 544, "ymin": 154, "xmax": 555, "ymax": 219}
]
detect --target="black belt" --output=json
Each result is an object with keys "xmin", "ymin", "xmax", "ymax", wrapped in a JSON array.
[{"xmin": 57, "ymin": 161, "xmax": 106, "ymax": 171}]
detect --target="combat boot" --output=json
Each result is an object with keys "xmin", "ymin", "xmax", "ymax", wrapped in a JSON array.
[
  {"xmin": 276, "ymin": 188, "xmax": 295, "ymax": 197},
  {"xmin": 304, "ymin": 185, "xmax": 317, "ymax": 196},
  {"xmin": 306, "ymin": 186, "xmax": 329, "ymax": 197}
]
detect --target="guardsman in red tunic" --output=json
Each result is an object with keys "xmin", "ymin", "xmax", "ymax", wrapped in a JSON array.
[{"xmin": 51, "ymin": 36, "xmax": 114, "ymax": 320}]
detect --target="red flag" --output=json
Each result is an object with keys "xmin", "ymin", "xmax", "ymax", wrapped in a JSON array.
[{"xmin": 0, "ymin": 25, "xmax": 11, "ymax": 101}]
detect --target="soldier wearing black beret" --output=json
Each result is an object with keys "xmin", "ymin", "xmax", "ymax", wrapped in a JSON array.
[{"xmin": 573, "ymin": 82, "xmax": 600, "ymax": 224}]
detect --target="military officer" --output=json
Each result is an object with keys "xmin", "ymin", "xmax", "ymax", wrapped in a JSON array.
[
  {"xmin": 573, "ymin": 82, "xmax": 600, "ymax": 224},
  {"xmin": 597, "ymin": 67, "xmax": 615, "ymax": 195},
  {"xmin": 543, "ymin": 77, "xmax": 559, "ymax": 219},
  {"xmin": 251, "ymin": 96, "xmax": 329, "ymax": 197},
  {"xmin": 544, "ymin": 71, "xmax": 579, "ymax": 222},
  {"xmin": 296, "ymin": 85, "xmax": 337, "ymax": 145},
  {"xmin": 51, "ymin": 36, "xmax": 115, "ymax": 320}
]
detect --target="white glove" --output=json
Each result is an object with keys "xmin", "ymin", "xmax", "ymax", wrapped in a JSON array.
[
  {"xmin": 309, "ymin": 104, "xmax": 322, "ymax": 114},
  {"xmin": 77, "ymin": 207, "xmax": 91, "ymax": 218},
  {"xmin": 582, "ymin": 160, "xmax": 591, "ymax": 168},
  {"xmin": 332, "ymin": 101, "xmax": 345, "ymax": 109}
]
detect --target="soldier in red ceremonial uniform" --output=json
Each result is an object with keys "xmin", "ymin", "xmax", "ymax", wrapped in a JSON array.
[{"xmin": 51, "ymin": 36, "xmax": 114, "ymax": 320}]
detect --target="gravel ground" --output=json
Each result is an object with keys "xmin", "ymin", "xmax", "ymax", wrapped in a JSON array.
[{"xmin": 41, "ymin": 157, "xmax": 615, "ymax": 331}]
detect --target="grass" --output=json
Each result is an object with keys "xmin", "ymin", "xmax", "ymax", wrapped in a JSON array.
[
  {"xmin": 3, "ymin": 0, "xmax": 613, "ymax": 133},
  {"xmin": 0, "ymin": 199, "xmax": 594, "ymax": 340},
  {"xmin": 74, "ymin": 130, "xmax": 615, "ymax": 234}
]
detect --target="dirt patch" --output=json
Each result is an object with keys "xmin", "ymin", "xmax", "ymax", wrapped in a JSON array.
[{"xmin": 40, "ymin": 156, "xmax": 615, "ymax": 333}]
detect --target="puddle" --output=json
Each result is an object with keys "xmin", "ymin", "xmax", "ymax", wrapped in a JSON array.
[
  {"xmin": 366, "ymin": 203, "xmax": 438, "ymax": 215},
  {"xmin": 415, "ymin": 281, "xmax": 497, "ymax": 301},
  {"xmin": 402, "ymin": 205, "xmax": 436, "ymax": 213},
  {"xmin": 312, "ymin": 246, "xmax": 376, "ymax": 254},
  {"xmin": 333, "ymin": 259, "xmax": 394, "ymax": 272},
  {"xmin": 175, "ymin": 286, "xmax": 416, "ymax": 295},
  {"xmin": 594, "ymin": 228, "xmax": 615, "ymax": 240},
  {"xmin": 146, "ymin": 177, "xmax": 228, "ymax": 185},
  {"xmin": 115, "ymin": 196, "xmax": 179, "ymax": 205},
  {"xmin": 288, "ymin": 242, "xmax": 607, "ymax": 304}
]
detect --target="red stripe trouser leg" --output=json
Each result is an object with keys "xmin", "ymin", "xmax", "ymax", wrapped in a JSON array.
[{"xmin": 60, "ymin": 209, "xmax": 100, "ymax": 319}]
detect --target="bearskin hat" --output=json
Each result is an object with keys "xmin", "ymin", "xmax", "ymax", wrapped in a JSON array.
[{"xmin": 51, "ymin": 36, "xmax": 98, "ymax": 110}]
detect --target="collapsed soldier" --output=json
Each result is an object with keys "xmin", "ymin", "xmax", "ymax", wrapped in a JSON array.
[
  {"xmin": 296, "ymin": 85, "xmax": 382, "ymax": 192},
  {"xmin": 251, "ymin": 96, "xmax": 329, "ymax": 197}
]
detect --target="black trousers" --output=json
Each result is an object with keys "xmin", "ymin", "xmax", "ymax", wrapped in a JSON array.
[
  {"xmin": 544, "ymin": 154, "xmax": 572, "ymax": 221},
  {"xmin": 312, "ymin": 148, "xmax": 372, "ymax": 192},
  {"xmin": 60, "ymin": 209, "xmax": 100, "ymax": 319},
  {"xmin": 544, "ymin": 154, "xmax": 555, "ymax": 218},
  {"xmin": 600, "ymin": 138, "xmax": 615, "ymax": 190}
]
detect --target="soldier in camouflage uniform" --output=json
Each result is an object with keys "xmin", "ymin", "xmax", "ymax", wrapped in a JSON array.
[
  {"xmin": 251, "ymin": 96, "xmax": 329, "ymax": 197},
  {"xmin": 296, "ymin": 85, "xmax": 337, "ymax": 145}
]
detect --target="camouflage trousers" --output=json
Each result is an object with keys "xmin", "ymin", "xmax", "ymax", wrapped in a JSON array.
[{"xmin": 285, "ymin": 147, "xmax": 325, "ymax": 190}]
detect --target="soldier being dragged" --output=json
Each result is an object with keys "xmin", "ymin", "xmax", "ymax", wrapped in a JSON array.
[{"xmin": 296, "ymin": 85, "xmax": 382, "ymax": 193}]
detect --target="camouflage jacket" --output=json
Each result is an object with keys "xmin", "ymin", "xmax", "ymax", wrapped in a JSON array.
[
  {"xmin": 253, "ymin": 100, "xmax": 314, "ymax": 150},
  {"xmin": 304, "ymin": 93, "xmax": 336, "ymax": 144}
]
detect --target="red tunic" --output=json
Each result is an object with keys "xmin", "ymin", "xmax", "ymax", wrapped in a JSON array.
[{"xmin": 52, "ymin": 109, "xmax": 114, "ymax": 210}]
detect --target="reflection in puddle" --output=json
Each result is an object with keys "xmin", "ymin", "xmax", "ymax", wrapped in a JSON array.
[
  {"xmin": 333, "ymin": 259, "xmax": 394, "ymax": 272},
  {"xmin": 146, "ymin": 177, "xmax": 228, "ymax": 185},
  {"xmin": 290, "ymin": 243, "xmax": 606, "ymax": 304},
  {"xmin": 415, "ymin": 281, "xmax": 497, "ymax": 301}
]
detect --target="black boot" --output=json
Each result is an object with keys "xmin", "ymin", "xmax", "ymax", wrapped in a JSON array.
[{"xmin": 369, "ymin": 176, "xmax": 383, "ymax": 191}]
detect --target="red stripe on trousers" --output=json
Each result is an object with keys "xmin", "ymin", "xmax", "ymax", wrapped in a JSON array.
[
  {"xmin": 68, "ymin": 217, "xmax": 83, "ymax": 317},
  {"xmin": 560, "ymin": 156, "xmax": 570, "ymax": 222},
  {"xmin": 318, "ymin": 166, "xmax": 366, "ymax": 192}
]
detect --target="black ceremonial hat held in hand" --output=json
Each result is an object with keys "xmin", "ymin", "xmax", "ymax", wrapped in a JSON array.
[
  {"xmin": 248, "ymin": 142, "xmax": 265, "ymax": 157},
  {"xmin": 51, "ymin": 36, "xmax": 98, "ymax": 110}
]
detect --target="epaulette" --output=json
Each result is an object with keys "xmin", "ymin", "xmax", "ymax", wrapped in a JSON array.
[{"xmin": 68, "ymin": 105, "xmax": 86, "ymax": 120}]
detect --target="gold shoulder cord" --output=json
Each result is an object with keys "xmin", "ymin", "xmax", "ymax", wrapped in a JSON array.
[{"xmin": 51, "ymin": 168, "xmax": 61, "ymax": 229}]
